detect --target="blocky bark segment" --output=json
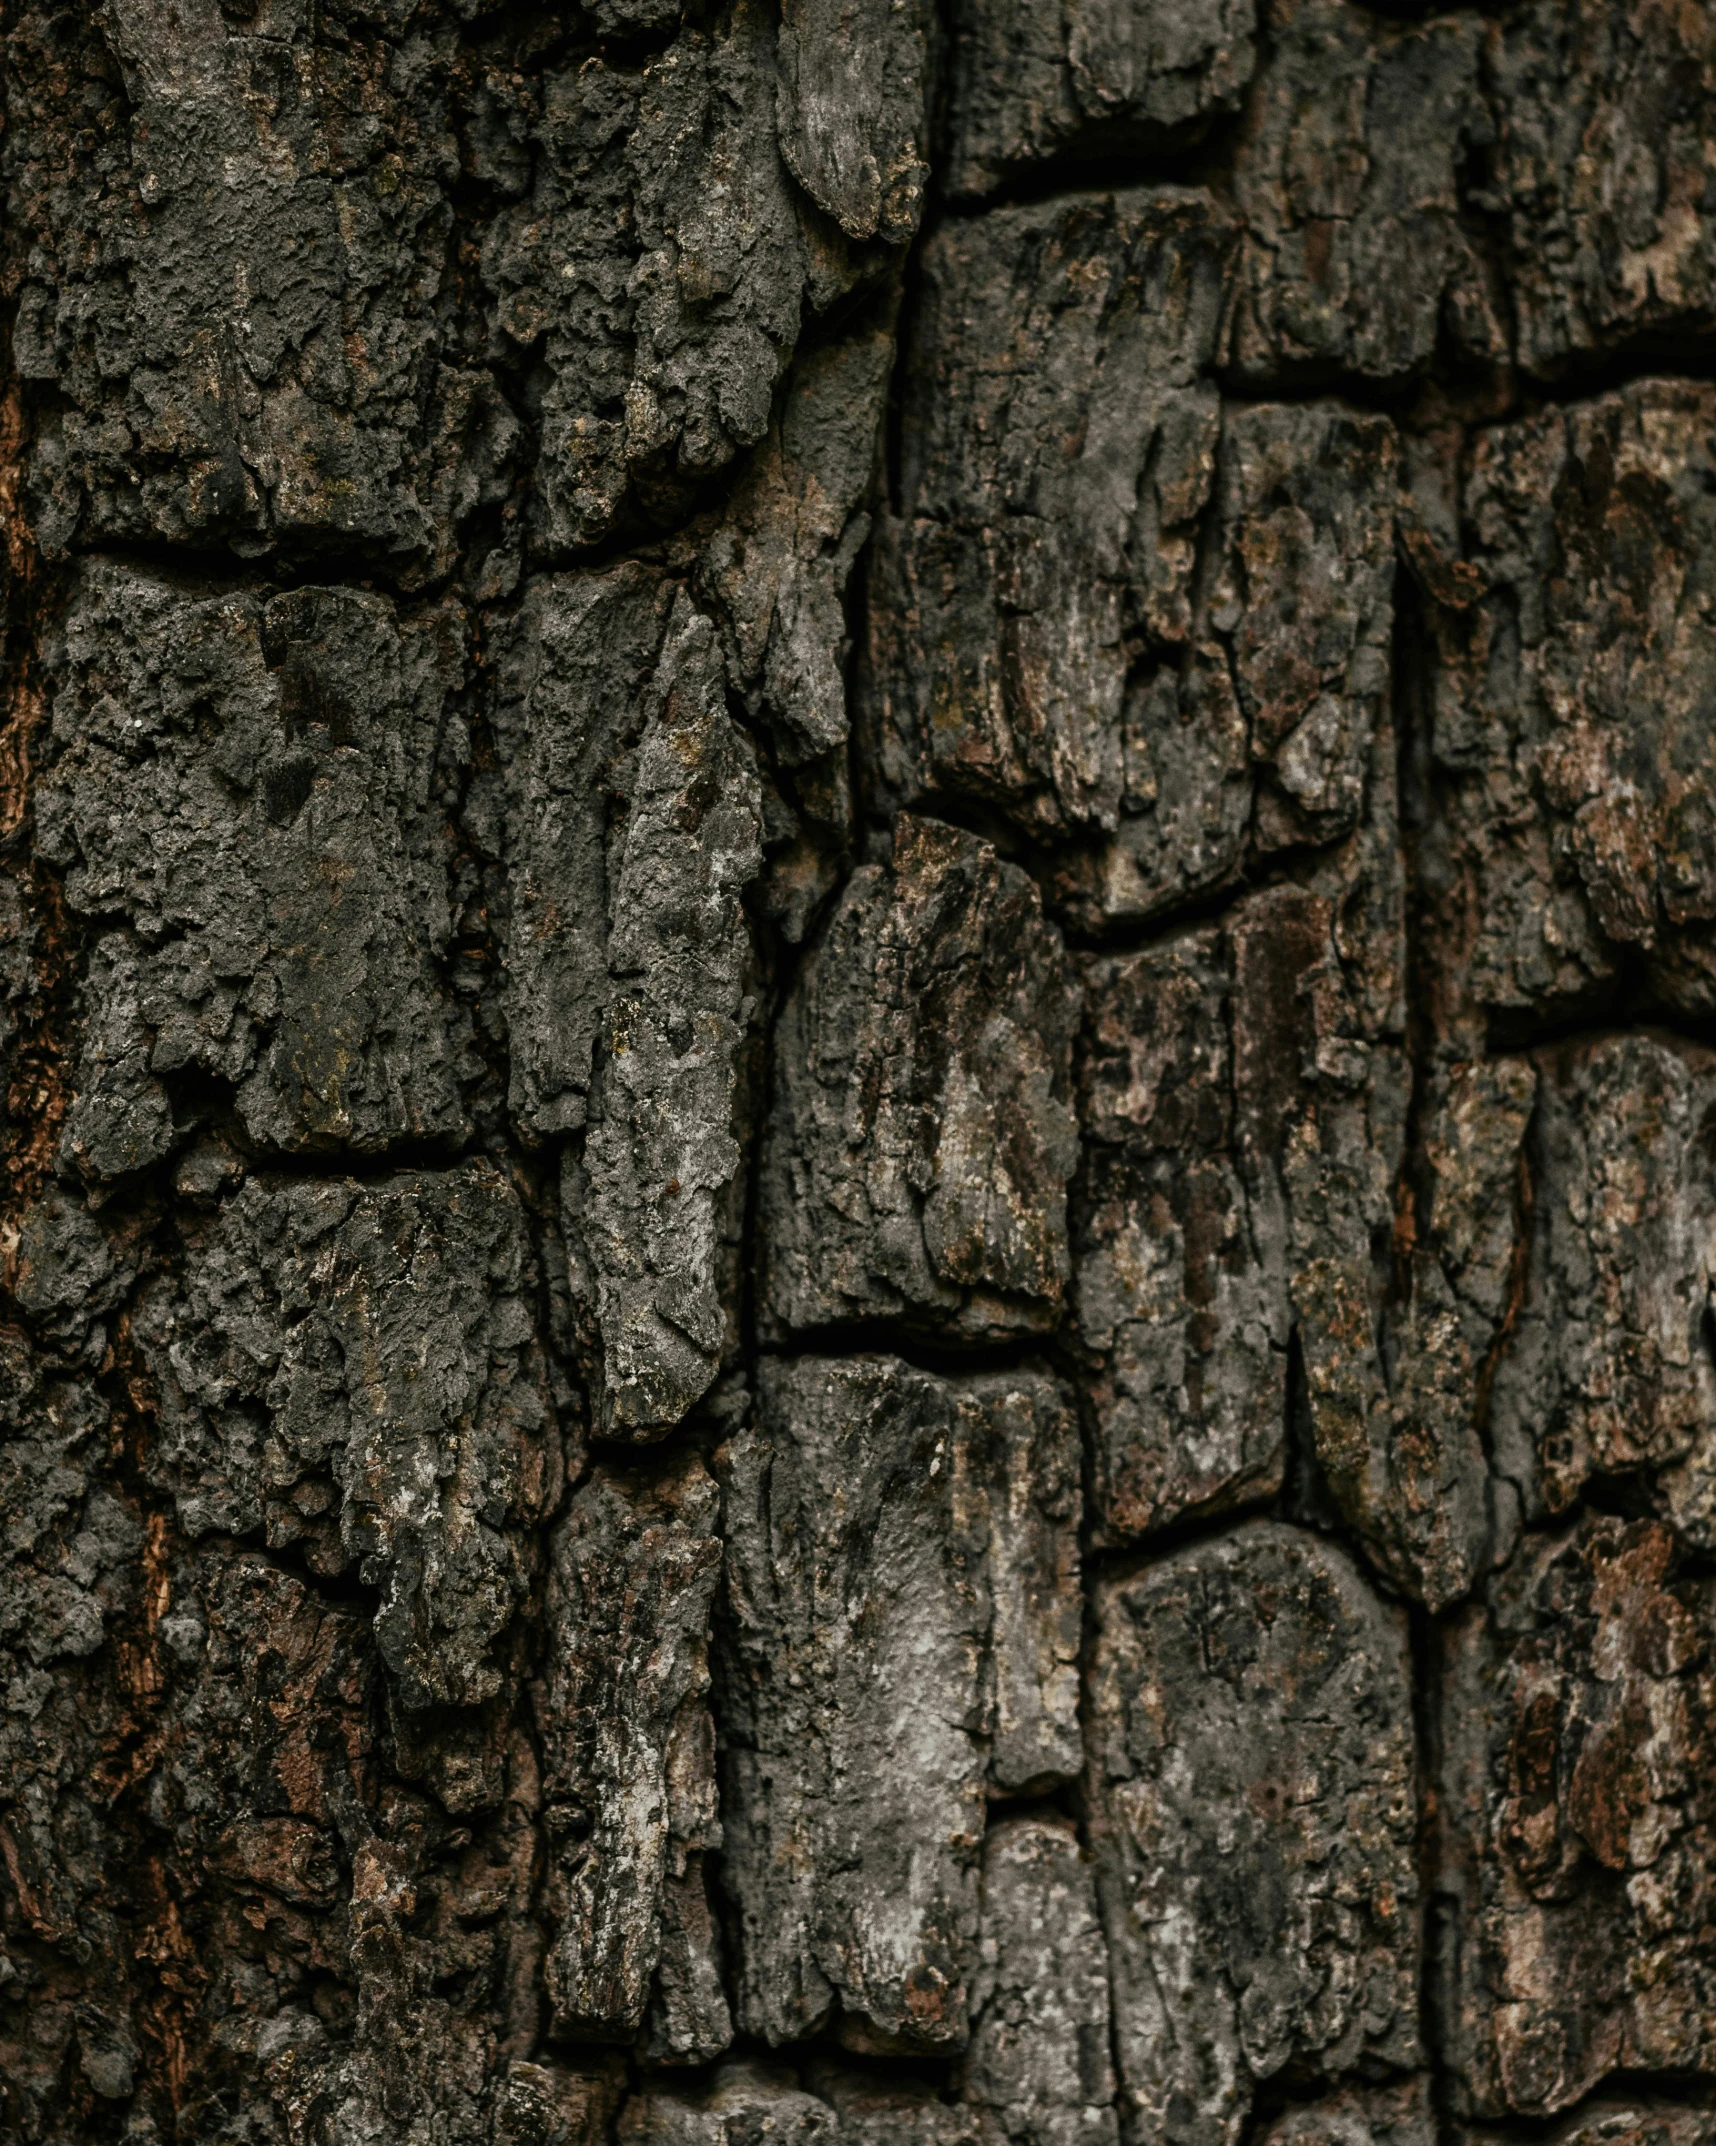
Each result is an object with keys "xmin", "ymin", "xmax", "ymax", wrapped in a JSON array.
[
  {"xmin": 1087, "ymin": 1522, "xmax": 1420, "ymax": 2146},
  {"xmin": 811, "ymin": 2070, "xmax": 996, "ymax": 2146},
  {"xmin": 1421, "ymin": 382, "xmax": 1716, "ymax": 1042},
  {"xmin": 1259, "ymin": 2082, "xmax": 1436, "ymax": 2146},
  {"xmin": 5, "ymin": 0, "xmax": 516, "ymax": 576},
  {"xmin": 621, "ymin": 2064, "xmax": 838, "ymax": 2146},
  {"xmin": 716, "ymin": 1354, "xmax": 1082, "ymax": 2052},
  {"xmin": 1058, "ymin": 397, "xmax": 1397, "ymax": 928},
  {"xmin": 539, "ymin": 1454, "xmax": 729, "ymax": 2061},
  {"xmin": 1267, "ymin": 888, "xmax": 1517, "ymax": 1612},
  {"xmin": 40, "ymin": 563, "xmax": 471, "ymax": 1172},
  {"xmin": 863, "ymin": 190, "xmax": 1234, "ymax": 864},
  {"xmin": 23, "ymin": 1517, "xmax": 611, "ymax": 2146},
  {"xmin": 1078, "ymin": 851, "xmax": 1506, "ymax": 1610},
  {"xmin": 1358, "ymin": 1053, "xmax": 1535, "ymax": 1596},
  {"xmin": 697, "ymin": 320, "xmax": 894, "ymax": 772},
  {"xmin": 485, "ymin": 566, "xmax": 681, "ymax": 1147},
  {"xmin": 480, "ymin": 0, "xmax": 902, "ymax": 560},
  {"xmin": 1199, "ymin": 406, "xmax": 1397, "ymax": 857},
  {"xmin": 147, "ymin": 1545, "xmax": 380, "ymax": 2132},
  {"xmin": 132, "ymin": 1162, "xmax": 561, "ymax": 1716},
  {"xmin": 0, "ymin": 1340, "xmax": 139, "ymax": 2129},
  {"xmin": 484, "ymin": 567, "xmax": 764, "ymax": 1437},
  {"xmin": 493, "ymin": 2062, "xmax": 630, "ymax": 2146},
  {"xmin": 1490, "ymin": 0, "xmax": 1716, "ymax": 377},
  {"xmin": 943, "ymin": 0, "xmax": 1256, "ymax": 198},
  {"xmin": 1463, "ymin": 2107, "xmax": 1716, "ymax": 2146},
  {"xmin": 968, "ymin": 1820, "xmax": 1120, "ymax": 2146},
  {"xmin": 1228, "ymin": 0, "xmax": 1716, "ymax": 387},
  {"xmin": 759, "ymin": 817, "xmax": 1080, "ymax": 1343},
  {"xmin": 8, "ymin": 1182, "xmax": 140, "ymax": 1364},
  {"xmin": 865, "ymin": 193, "xmax": 1398, "ymax": 924},
  {"xmin": 254, "ymin": 1739, "xmax": 600, "ymax": 2146},
  {"xmin": 3, "ymin": 0, "xmax": 919, "ymax": 576},
  {"xmin": 576, "ymin": 611, "xmax": 764, "ymax": 1440},
  {"xmin": 1441, "ymin": 1517, "xmax": 1716, "ymax": 2116},
  {"xmin": 1489, "ymin": 1034, "xmax": 1716, "ymax": 1538},
  {"xmin": 1226, "ymin": 0, "xmax": 1502, "ymax": 386},
  {"xmin": 1076, "ymin": 926, "xmax": 1290, "ymax": 1543},
  {"xmin": 775, "ymin": 0, "xmax": 931, "ymax": 244},
  {"xmin": 0, "ymin": 1346, "xmax": 123, "ymax": 1687}
]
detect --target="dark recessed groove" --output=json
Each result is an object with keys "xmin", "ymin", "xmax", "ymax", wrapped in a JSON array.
[{"xmin": 754, "ymin": 1326, "xmax": 1064, "ymax": 1381}]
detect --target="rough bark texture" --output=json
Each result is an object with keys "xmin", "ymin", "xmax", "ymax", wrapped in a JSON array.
[{"xmin": 3, "ymin": 0, "xmax": 1716, "ymax": 2142}]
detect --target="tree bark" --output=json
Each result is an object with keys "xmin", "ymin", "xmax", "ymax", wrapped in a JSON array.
[{"xmin": 3, "ymin": 0, "xmax": 1716, "ymax": 2141}]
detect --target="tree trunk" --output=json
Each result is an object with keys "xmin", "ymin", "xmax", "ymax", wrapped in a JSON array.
[{"xmin": 4, "ymin": 0, "xmax": 1716, "ymax": 2141}]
